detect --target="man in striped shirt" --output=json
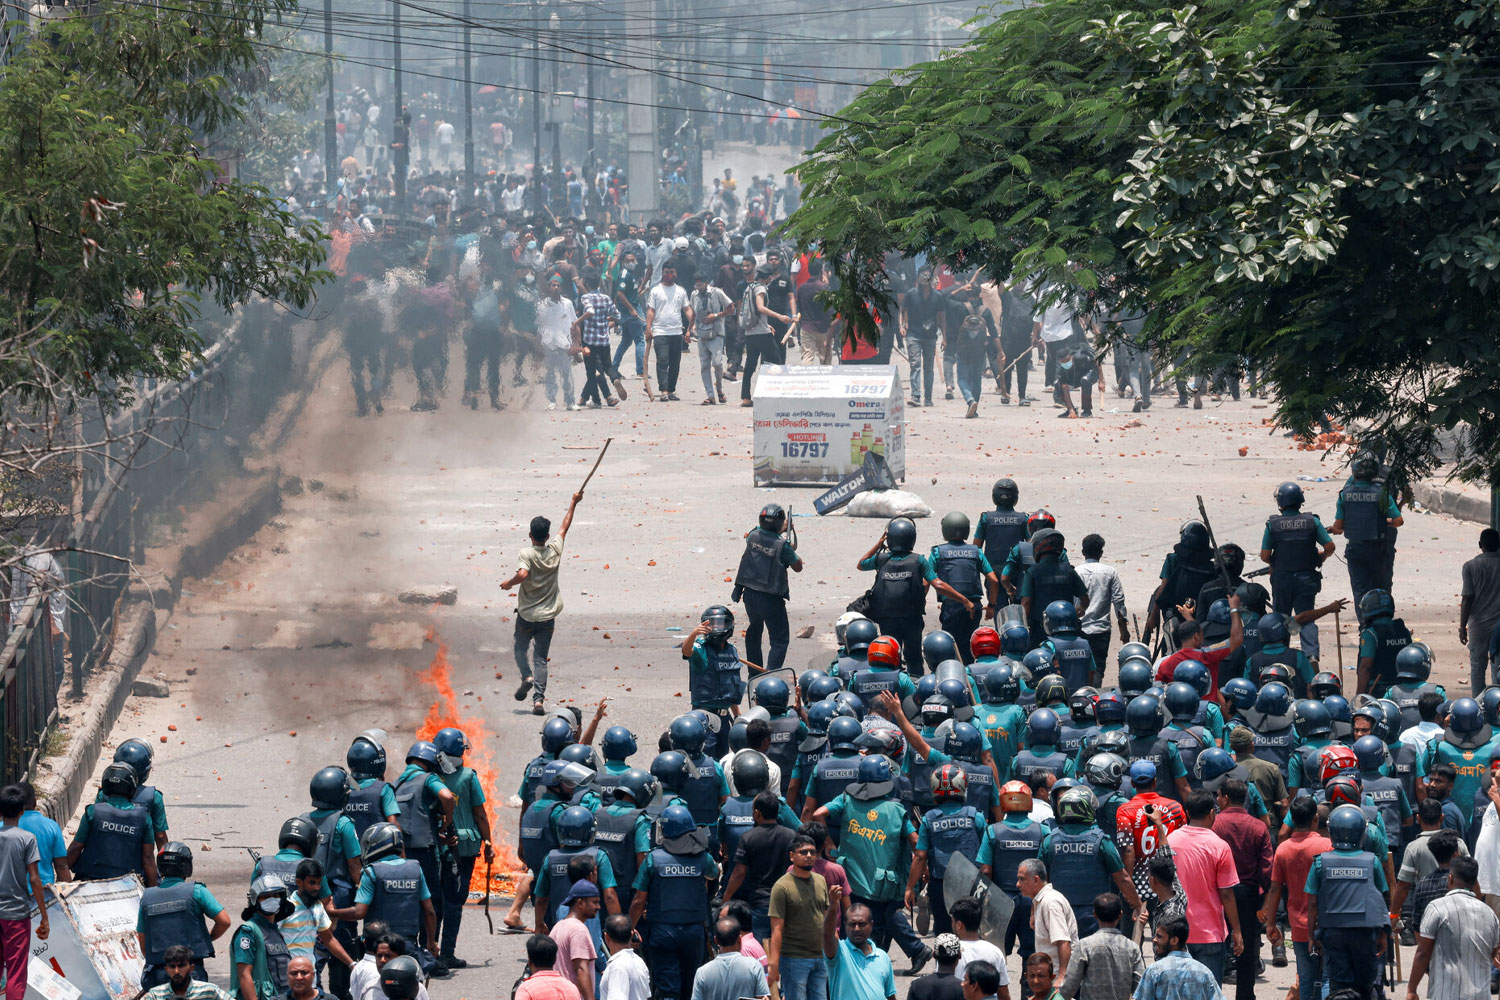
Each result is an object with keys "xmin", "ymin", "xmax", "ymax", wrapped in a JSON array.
[
  {"xmin": 578, "ymin": 269, "xmax": 625, "ymax": 408},
  {"xmin": 144, "ymin": 946, "xmax": 230, "ymax": 1000}
]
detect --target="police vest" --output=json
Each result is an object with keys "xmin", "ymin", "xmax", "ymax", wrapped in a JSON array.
[
  {"xmin": 1046, "ymin": 826, "xmax": 1112, "ymax": 914},
  {"xmin": 1058, "ymin": 722, "xmax": 1098, "ymax": 757},
  {"xmin": 1252, "ymin": 725, "xmax": 1298, "ymax": 770},
  {"xmin": 393, "ymin": 772, "xmax": 437, "ymax": 850},
  {"xmin": 1338, "ymin": 481, "xmax": 1388, "ymax": 543},
  {"xmin": 234, "ymin": 917, "xmax": 290, "ymax": 1000},
  {"xmin": 1293, "ymin": 744, "xmax": 1331, "ymax": 789},
  {"xmin": 986, "ymin": 820, "xmax": 1044, "ymax": 894},
  {"xmin": 719, "ymin": 797, "xmax": 757, "ymax": 860},
  {"xmin": 735, "ymin": 529, "xmax": 790, "ymax": 599},
  {"xmin": 850, "ymin": 667, "xmax": 903, "ymax": 704},
  {"xmin": 766, "ymin": 713, "xmax": 802, "ymax": 787},
  {"xmin": 366, "ymin": 858, "xmax": 423, "ymax": 938},
  {"xmin": 643, "ymin": 796, "xmax": 688, "ymax": 849},
  {"xmin": 833, "ymin": 654, "xmax": 865, "ymax": 680},
  {"xmin": 1048, "ymin": 635, "xmax": 1093, "ymax": 689},
  {"xmin": 1013, "ymin": 749, "xmax": 1069, "ymax": 785},
  {"xmin": 1250, "ymin": 648, "xmax": 1304, "ymax": 696},
  {"xmin": 1266, "ymin": 513, "xmax": 1319, "ymax": 574},
  {"xmin": 871, "ymin": 554, "xmax": 926, "ymax": 619},
  {"xmin": 934, "ymin": 543, "xmax": 984, "ymax": 603},
  {"xmin": 812, "ymin": 755, "xmax": 860, "ymax": 807},
  {"xmin": 1390, "ymin": 742, "xmax": 1420, "ymax": 806},
  {"xmin": 304, "ymin": 811, "xmax": 354, "ymax": 898},
  {"xmin": 594, "ymin": 806, "xmax": 645, "ymax": 890},
  {"xmin": 140, "ymin": 881, "xmax": 214, "ymax": 964},
  {"xmin": 1127, "ymin": 736, "xmax": 1173, "ymax": 795},
  {"xmin": 959, "ymin": 761, "xmax": 996, "ymax": 812},
  {"xmin": 519, "ymin": 798, "xmax": 563, "ymax": 873},
  {"xmin": 1361, "ymin": 774, "xmax": 1404, "ymax": 846},
  {"xmin": 690, "ymin": 641, "xmax": 745, "ymax": 708},
  {"xmin": 255, "ymin": 854, "xmax": 302, "ymax": 897},
  {"xmin": 1390, "ymin": 682, "xmax": 1441, "ymax": 731},
  {"xmin": 344, "ymin": 782, "xmax": 389, "ymax": 838},
  {"xmin": 1026, "ymin": 562, "xmax": 1077, "ymax": 629},
  {"xmin": 1163, "ymin": 726, "xmax": 1212, "ymax": 792},
  {"xmin": 1162, "ymin": 559, "xmax": 1216, "ymax": 613},
  {"xmin": 519, "ymin": 754, "xmax": 554, "ymax": 809},
  {"xmin": 595, "ymin": 766, "xmax": 627, "ymax": 802},
  {"xmin": 544, "ymin": 846, "xmax": 606, "ymax": 903},
  {"xmin": 1088, "ymin": 789, "xmax": 1126, "ymax": 837},
  {"xmin": 1367, "ymin": 619, "xmax": 1413, "ymax": 692},
  {"xmin": 909, "ymin": 750, "xmax": 940, "ymax": 812},
  {"xmin": 979, "ymin": 509, "xmax": 1029, "ymax": 573},
  {"xmin": 74, "ymin": 802, "xmax": 149, "ymax": 879},
  {"xmin": 923, "ymin": 806, "xmax": 982, "ymax": 879},
  {"xmin": 681, "ymin": 755, "xmax": 722, "ymax": 829},
  {"xmin": 1192, "ymin": 701, "xmax": 1219, "ymax": 733},
  {"xmin": 1314, "ymin": 851, "xmax": 1386, "ymax": 927},
  {"xmin": 643, "ymin": 848, "xmax": 711, "ymax": 924}
]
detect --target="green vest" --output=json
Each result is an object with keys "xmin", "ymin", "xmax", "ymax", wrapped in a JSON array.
[
  {"xmin": 835, "ymin": 796, "xmax": 910, "ymax": 902},
  {"xmin": 442, "ymin": 766, "xmax": 484, "ymax": 858},
  {"xmin": 229, "ymin": 918, "xmax": 284, "ymax": 1000}
]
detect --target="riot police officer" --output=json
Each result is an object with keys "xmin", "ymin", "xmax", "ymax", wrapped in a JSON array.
[
  {"xmin": 594, "ymin": 767, "xmax": 654, "ymax": 915},
  {"xmin": 1145, "ymin": 521, "xmax": 1218, "ymax": 651},
  {"xmin": 906, "ymin": 765, "xmax": 985, "ymax": 936},
  {"xmin": 1386, "ymin": 644, "xmax": 1447, "ymax": 730},
  {"xmin": 232, "ymin": 875, "xmax": 295, "ymax": 1000},
  {"xmin": 732, "ymin": 504, "xmax": 804, "ymax": 674},
  {"xmin": 67, "ymin": 762, "xmax": 157, "ymax": 883},
  {"xmin": 1330, "ymin": 451, "xmax": 1403, "ymax": 606},
  {"xmin": 392, "ymin": 742, "xmax": 455, "ymax": 959},
  {"xmin": 1304, "ymin": 805, "xmax": 1389, "ymax": 996},
  {"xmin": 859, "ymin": 517, "xmax": 972, "ymax": 674},
  {"xmin": 626, "ymin": 805, "xmax": 719, "ymax": 1000},
  {"xmin": 302, "ymin": 766, "xmax": 363, "ymax": 995},
  {"xmin": 112, "ymin": 738, "xmax": 170, "ymax": 849},
  {"xmin": 799, "ymin": 717, "xmax": 863, "ymax": 826},
  {"xmin": 977, "ymin": 780, "xmax": 1045, "ymax": 957},
  {"xmin": 514, "ymin": 760, "xmax": 593, "ymax": 929},
  {"xmin": 345, "ymin": 732, "xmax": 401, "ymax": 838},
  {"xmin": 929, "ymin": 513, "xmax": 1000, "ymax": 661},
  {"xmin": 681, "ymin": 605, "xmax": 749, "ymax": 757},
  {"xmin": 1353, "ymin": 589, "xmax": 1413, "ymax": 697},
  {"xmin": 1018, "ymin": 529, "xmax": 1087, "ymax": 646},
  {"xmin": 1124, "ymin": 696, "xmax": 1191, "ymax": 802},
  {"xmin": 519, "ymin": 718, "xmax": 574, "ymax": 811},
  {"xmin": 1260, "ymin": 482, "xmax": 1336, "ymax": 664},
  {"xmin": 751, "ymin": 678, "xmax": 805, "ymax": 795},
  {"xmin": 834, "ymin": 617, "xmax": 878, "ymax": 679},
  {"xmin": 1012, "ymin": 709, "xmax": 1074, "ymax": 786},
  {"xmin": 1039, "ymin": 788, "xmax": 1140, "ymax": 937},
  {"xmin": 597, "ymin": 725, "xmax": 638, "ymax": 800},
  {"xmin": 137, "ymin": 842, "xmax": 230, "ymax": 988},
  {"xmin": 433, "ymin": 727, "xmax": 492, "ymax": 968},
  {"xmin": 534, "ymin": 806, "xmax": 620, "ymax": 928},
  {"xmin": 1041, "ymin": 600, "xmax": 1098, "ymax": 688},
  {"xmin": 974, "ymin": 479, "xmax": 1029, "ymax": 613},
  {"xmin": 333, "ymin": 824, "xmax": 437, "ymax": 967},
  {"xmin": 250, "ymin": 817, "xmax": 319, "ymax": 897},
  {"xmin": 667, "ymin": 714, "xmax": 730, "ymax": 844}
]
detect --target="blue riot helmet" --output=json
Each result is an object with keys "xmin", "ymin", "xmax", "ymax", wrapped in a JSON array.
[
  {"xmin": 668, "ymin": 714, "xmax": 707, "ymax": 755},
  {"xmin": 1145, "ymin": 684, "xmax": 1166, "ymax": 702},
  {"xmin": 556, "ymin": 806, "xmax": 596, "ymax": 848},
  {"xmin": 831, "ymin": 691, "xmax": 866, "ymax": 720},
  {"xmin": 114, "ymin": 739, "xmax": 154, "ymax": 784},
  {"xmin": 310, "ymin": 766, "xmax": 352, "ymax": 810},
  {"xmin": 1376, "ymin": 699, "xmax": 1403, "ymax": 743},
  {"xmin": 727, "ymin": 722, "xmax": 750, "ymax": 754},
  {"xmin": 937, "ymin": 677, "xmax": 973, "ymax": 720},
  {"xmin": 1327, "ymin": 804, "xmax": 1367, "ymax": 851},
  {"xmin": 601, "ymin": 726, "xmax": 638, "ymax": 762},
  {"xmin": 885, "ymin": 517, "xmax": 917, "ymax": 556},
  {"xmin": 807, "ymin": 675, "xmax": 843, "ymax": 703},
  {"xmin": 1119, "ymin": 659, "xmax": 1154, "ymax": 699},
  {"xmin": 1043, "ymin": 600, "xmax": 1080, "ymax": 636},
  {"xmin": 347, "ymin": 733, "xmax": 387, "ymax": 780},
  {"xmin": 559, "ymin": 743, "xmax": 601, "ymax": 771},
  {"xmin": 1292, "ymin": 699, "xmax": 1332, "ymax": 739},
  {"xmin": 359, "ymin": 822, "xmax": 404, "ymax": 865},
  {"xmin": 1126, "ymin": 695, "xmax": 1162, "ymax": 736},
  {"xmin": 913, "ymin": 673, "xmax": 939, "ymax": 705},
  {"xmin": 1352, "ymin": 735, "xmax": 1390, "ymax": 773},
  {"xmin": 920, "ymin": 697, "xmax": 955, "ymax": 729},
  {"xmin": 1257, "ymin": 613, "xmax": 1291, "ymax": 647},
  {"xmin": 1164, "ymin": 682, "xmax": 1200, "ymax": 723},
  {"xmin": 540, "ymin": 717, "xmax": 575, "ymax": 755},
  {"xmin": 1323, "ymin": 695, "xmax": 1353, "ymax": 738},
  {"xmin": 613, "ymin": 768, "xmax": 655, "ymax": 805},
  {"xmin": 845, "ymin": 619, "xmax": 879, "ymax": 655},
  {"xmin": 1095, "ymin": 692, "xmax": 1127, "ymax": 726},
  {"xmin": 1205, "ymin": 599, "xmax": 1233, "ymax": 627},
  {"xmin": 1221, "ymin": 678, "xmax": 1257, "ymax": 713},
  {"xmin": 433, "ymin": 727, "xmax": 469, "ymax": 765},
  {"xmin": 659, "ymin": 805, "xmax": 697, "ymax": 840},
  {"xmin": 983, "ymin": 666, "xmax": 1019, "ymax": 704},
  {"xmin": 1117, "ymin": 642, "xmax": 1151, "ymax": 666},
  {"xmin": 755, "ymin": 677, "xmax": 791, "ymax": 713},
  {"xmin": 1450, "ymin": 697, "xmax": 1485, "ymax": 736},
  {"xmin": 947, "ymin": 722, "xmax": 984, "ymax": 762},
  {"xmin": 857, "ymin": 754, "xmax": 895, "ymax": 783},
  {"xmin": 805, "ymin": 700, "xmax": 837, "ymax": 736},
  {"xmin": 1027, "ymin": 708, "xmax": 1060, "ymax": 747},
  {"xmin": 405, "ymin": 741, "xmax": 440, "ymax": 771},
  {"xmin": 798, "ymin": 670, "xmax": 828, "ymax": 701},
  {"xmin": 1395, "ymin": 643, "xmax": 1432, "ymax": 683},
  {"xmin": 1481, "ymin": 688, "xmax": 1500, "ymax": 729},
  {"xmin": 1023, "ymin": 648, "xmax": 1053, "ymax": 680},
  {"xmin": 1358, "ymin": 588, "xmax": 1395, "ymax": 625},
  {"xmin": 1351, "ymin": 701, "xmax": 1384, "ymax": 739},
  {"xmin": 1255, "ymin": 682, "xmax": 1294, "ymax": 718},
  {"xmin": 1001, "ymin": 624, "xmax": 1033, "ymax": 658},
  {"xmin": 828, "ymin": 717, "xmax": 863, "ymax": 752},
  {"xmin": 1275, "ymin": 482, "xmax": 1305, "ymax": 510},
  {"xmin": 1172, "ymin": 661, "xmax": 1212, "ymax": 699},
  {"xmin": 923, "ymin": 631, "xmax": 960, "ymax": 671},
  {"xmin": 1194, "ymin": 747, "xmax": 1237, "ymax": 785},
  {"xmin": 649, "ymin": 751, "xmax": 690, "ymax": 794},
  {"xmin": 1310, "ymin": 671, "xmax": 1342, "ymax": 700}
]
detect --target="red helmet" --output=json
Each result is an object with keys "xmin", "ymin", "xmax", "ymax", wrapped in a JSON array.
[
  {"xmin": 1026, "ymin": 509, "xmax": 1056, "ymax": 536},
  {"xmin": 970, "ymin": 627, "xmax": 1000, "ymax": 659},
  {"xmin": 930, "ymin": 764, "xmax": 969, "ymax": 801},
  {"xmin": 1323, "ymin": 773, "xmax": 1363, "ymax": 807},
  {"xmin": 867, "ymin": 636, "xmax": 903, "ymax": 669},
  {"xmin": 999, "ymin": 779, "xmax": 1033, "ymax": 814},
  {"xmin": 1317, "ymin": 744, "xmax": 1359, "ymax": 785}
]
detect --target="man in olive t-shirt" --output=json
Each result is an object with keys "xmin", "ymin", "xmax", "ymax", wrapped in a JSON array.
[
  {"xmin": 502, "ymin": 491, "xmax": 584, "ymax": 714},
  {"xmin": 768, "ymin": 835, "xmax": 829, "ymax": 1000}
]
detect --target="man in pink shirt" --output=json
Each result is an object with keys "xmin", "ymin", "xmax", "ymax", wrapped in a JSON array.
[
  {"xmin": 801, "ymin": 822, "xmax": 851, "ymax": 931},
  {"xmin": 517, "ymin": 935, "xmax": 584, "ymax": 1000},
  {"xmin": 1164, "ymin": 791, "xmax": 1243, "ymax": 984},
  {"xmin": 550, "ymin": 880, "xmax": 601, "ymax": 1000},
  {"xmin": 1257, "ymin": 796, "xmax": 1331, "ymax": 1000}
]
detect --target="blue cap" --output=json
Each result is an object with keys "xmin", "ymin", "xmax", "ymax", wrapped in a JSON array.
[
  {"xmin": 1129, "ymin": 760, "xmax": 1158, "ymax": 787},
  {"xmin": 562, "ymin": 879, "xmax": 600, "ymax": 905}
]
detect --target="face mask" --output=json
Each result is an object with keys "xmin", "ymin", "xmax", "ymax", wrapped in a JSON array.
[
  {"xmin": 259, "ymin": 897, "xmax": 284, "ymax": 916},
  {"xmin": 1060, "ymin": 360, "xmax": 1074, "ymax": 370},
  {"xmin": 527, "ymin": 240, "xmax": 537, "ymax": 250}
]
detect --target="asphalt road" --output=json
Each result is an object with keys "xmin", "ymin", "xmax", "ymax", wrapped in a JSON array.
[{"xmin": 64, "ymin": 346, "xmax": 1488, "ymax": 998}]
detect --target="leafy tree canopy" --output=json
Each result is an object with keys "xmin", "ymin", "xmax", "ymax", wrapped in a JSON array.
[{"xmin": 787, "ymin": 0, "xmax": 1500, "ymax": 489}]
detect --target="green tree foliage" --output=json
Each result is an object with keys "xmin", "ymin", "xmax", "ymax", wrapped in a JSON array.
[{"xmin": 787, "ymin": 0, "xmax": 1500, "ymax": 487}]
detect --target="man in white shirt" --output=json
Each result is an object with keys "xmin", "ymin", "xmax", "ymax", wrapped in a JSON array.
[
  {"xmin": 1076, "ymin": 533, "xmax": 1129, "ymax": 676},
  {"xmin": 599, "ymin": 915, "xmax": 650, "ymax": 1000},
  {"xmin": 950, "ymin": 898, "xmax": 1010, "ymax": 990},
  {"xmin": 1019, "ymin": 858, "xmax": 1078, "ymax": 988},
  {"xmin": 536, "ymin": 275, "xmax": 582, "ymax": 411},
  {"xmin": 645, "ymin": 263, "xmax": 693, "ymax": 402}
]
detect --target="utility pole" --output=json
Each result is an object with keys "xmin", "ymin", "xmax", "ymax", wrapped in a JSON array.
[
  {"xmin": 462, "ymin": 0, "xmax": 475, "ymax": 196},
  {"xmin": 393, "ymin": 0, "xmax": 407, "ymax": 216},
  {"xmin": 625, "ymin": 0, "xmax": 656, "ymax": 218},
  {"xmin": 585, "ymin": 3, "xmax": 595, "ymax": 209},
  {"xmin": 532, "ymin": 0, "xmax": 543, "ymax": 215},
  {"xmin": 324, "ymin": 0, "xmax": 336, "ymax": 212},
  {"xmin": 549, "ymin": 12, "xmax": 562, "ymax": 217}
]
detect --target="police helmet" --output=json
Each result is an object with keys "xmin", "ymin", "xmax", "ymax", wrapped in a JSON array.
[
  {"xmin": 941, "ymin": 512, "xmax": 971, "ymax": 543},
  {"xmin": 845, "ymin": 619, "xmax": 879, "ymax": 655},
  {"xmin": 1022, "ymin": 648, "xmax": 1053, "ymax": 681},
  {"xmin": 1376, "ymin": 700, "xmax": 1404, "ymax": 743},
  {"xmin": 100, "ymin": 762, "xmax": 139, "ymax": 799},
  {"xmin": 1352, "ymin": 451, "xmax": 1381, "ymax": 480},
  {"xmin": 1482, "ymin": 688, "xmax": 1500, "ymax": 729},
  {"xmin": 992, "ymin": 478, "xmax": 1019, "ymax": 508},
  {"xmin": 1259, "ymin": 663, "xmax": 1295, "ymax": 688},
  {"xmin": 835, "ymin": 612, "xmax": 867, "ymax": 648},
  {"xmin": 1117, "ymin": 642, "xmax": 1151, "ymax": 666},
  {"xmin": 937, "ymin": 675, "xmax": 973, "ymax": 710},
  {"xmin": 558, "ymin": 744, "xmax": 599, "ymax": 773},
  {"xmin": 983, "ymin": 666, "xmax": 1019, "ymax": 704},
  {"xmin": 885, "ymin": 517, "xmax": 917, "ymax": 555},
  {"xmin": 931, "ymin": 764, "xmax": 969, "ymax": 801},
  {"xmin": 359, "ymin": 822, "xmax": 404, "ymax": 864},
  {"xmin": 157, "ymin": 841, "xmax": 194, "ymax": 879},
  {"xmin": 856, "ymin": 754, "xmax": 895, "ymax": 784},
  {"xmin": 1309, "ymin": 671, "xmax": 1342, "ymax": 700},
  {"xmin": 659, "ymin": 805, "xmax": 696, "ymax": 840},
  {"xmin": 1129, "ymin": 760, "xmax": 1159, "ymax": 788},
  {"xmin": 1451, "ymin": 697, "xmax": 1485, "ymax": 735},
  {"xmin": 920, "ymin": 697, "xmax": 955, "ymax": 729},
  {"xmin": 966, "ymin": 628, "xmax": 998, "ymax": 661},
  {"xmin": 310, "ymin": 766, "xmax": 352, "ymax": 810},
  {"xmin": 857, "ymin": 723, "xmax": 906, "ymax": 763},
  {"xmin": 1057, "ymin": 787, "xmax": 1096, "ymax": 826},
  {"xmin": 1026, "ymin": 510, "xmax": 1056, "ymax": 536},
  {"xmin": 1127, "ymin": 695, "xmax": 1162, "ymax": 736},
  {"xmin": 754, "ymin": 677, "xmax": 791, "ymax": 713},
  {"xmin": 1357, "ymin": 588, "xmax": 1395, "ymax": 625},
  {"xmin": 731, "ymin": 750, "xmax": 772, "ymax": 796},
  {"xmin": 1317, "ymin": 745, "xmax": 1359, "ymax": 784},
  {"xmin": 828, "ymin": 716, "xmax": 863, "ymax": 752},
  {"xmin": 650, "ymin": 751, "xmax": 690, "ymax": 794},
  {"xmin": 758, "ymin": 504, "xmax": 787, "ymax": 532},
  {"xmin": 1194, "ymin": 747, "xmax": 1236, "ymax": 784},
  {"xmin": 1043, "ymin": 600, "xmax": 1079, "ymax": 635},
  {"xmin": 379, "ymin": 956, "xmax": 422, "ymax": 1000},
  {"xmin": 546, "ymin": 759, "xmax": 597, "ymax": 793},
  {"xmin": 1096, "ymin": 733, "xmax": 1132, "ymax": 763},
  {"xmin": 114, "ymin": 738, "xmax": 155, "ymax": 784},
  {"xmin": 947, "ymin": 722, "xmax": 984, "ymax": 761},
  {"xmin": 831, "ymin": 691, "xmax": 866, "ymax": 721},
  {"xmin": 1027, "ymin": 708, "xmax": 1060, "ymax": 747},
  {"xmin": 279, "ymin": 816, "xmax": 319, "ymax": 856},
  {"xmin": 556, "ymin": 806, "xmax": 597, "ymax": 849},
  {"xmin": 1119, "ymin": 659, "xmax": 1154, "ymax": 699},
  {"xmin": 433, "ymin": 728, "xmax": 470, "ymax": 763},
  {"xmin": 1180, "ymin": 520, "xmax": 1210, "ymax": 549},
  {"xmin": 1164, "ymin": 682, "xmax": 1200, "ymax": 723},
  {"xmin": 702, "ymin": 604, "xmax": 735, "ymax": 641},
  {"xmin": 1205, "ymin": 599, "xmax": 1233, "ymax": 627},
  {"xmin": 1084, "ymin": 752, "xmax": 1127, "ymax": 790},
  {"xmin": 1351, "ymin": 702, "xmax": 1384, "ymax": 740},
  {"xmin": 999, "ymin": 779, "xmax": 1033, "ymax": 814},
  {"xmin": 1032, "ymin": 529, "xmax": 1066, "ymax": 561},
  {"xmin": 405, "ymin": 740, "xmax": 440, "ymax": 769},
  {"xmin": 1069, "ymin": 687, "xmax": 1099, "ymax": 723},
  {"xmin": 805, "ymin": 700, "xmax": 838, "ymax": 737},
  {"xmin": 1173, "ymin": 660, "xmax": 1211, "ymax": 699},
  {"xmin": 1327, "ymin": 803, "xmax": 1367, "ymax": 851},
  {"xmin": 867, "ymin": 636, "xmax": 903, "ymax": 669},
  {"xmin": 1275, "ymin": 482, "xmax": 1305, "ymax": 510},
  {"xmin": 540, "ymin": 717, "xmax": 575, "ymax": 755},
  {"xmin": 1324, "ymin": 773, "xmax": 1363, "ymax": 807},
  {"xmin": 726, "ymin": 722, "xmax": 749, "ymax": 754},
  {"xmin": 798, "ymin": 669, "xmax": 829, "ymax": 701},
  {"xmin": 807, "ymin": 675, "xmax": 843, "ymax": 703},
  {"xmin": 1000, "ymin": 624, "xmax": 1032, "ymax": 658},
  {"xmin": 1095, "ymin": 692, "xmax": 1127, "ymax": 726},
  {"xmin": 1323, "ymin": 695, "xmax": 1353, "ymax": 737},
  {"xmin": 1292, "ymin": 699, "xmax": 1332, "ymax": 739},
  {"xmin": 347, "ymin": 734, "xmax": 387, "ymax": 780},
  {"xmin": 247, "ymin": 874, "xmax": 289, "ymax": 910},
  {"xmin": 1351, "ymin": 734, "xmax": 1389, "ymax": 773},
  {"xmin": 1221, "ymin": 677, "xmax": 1258, "ymax": 712},
  {"xmin": 1394, "ymin": 643, "xmax": 1431, "ymax": 683},
  {"xmin": 602, "ymin": 726, "xmax": 638, "ymax": 762},
  {"xmin": 668, "ymin": 714, "xmax": 708, "ymax": 755},
  {"xmin": 613, "ymin": 767, "xmax": 655, "ymax": 806},
  {"xmin": 1031, "ymin": 677, "xmax": 1063, "ymax": 712},
  {"xmin": 1257, "ymin": 613, "xmax": 1291, "ymax": 648}
]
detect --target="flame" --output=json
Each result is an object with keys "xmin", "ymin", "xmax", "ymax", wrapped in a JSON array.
[{"xmin": 416, "ymin": 628, "xmax": 526, "ymax": 899}]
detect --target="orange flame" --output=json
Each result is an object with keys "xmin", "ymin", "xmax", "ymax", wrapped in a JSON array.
[{"xmin": 416, "ymin": 628, "xmax": 525, "ymax": 898}]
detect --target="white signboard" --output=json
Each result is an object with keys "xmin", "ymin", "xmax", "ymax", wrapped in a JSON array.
[
  {"xmin": 25, "ymin": 877, "xmax": 144, "ymax": 1000},
  {"xmin": 752, "ymin": 365, "xmax": 906, "ymax": 486}
]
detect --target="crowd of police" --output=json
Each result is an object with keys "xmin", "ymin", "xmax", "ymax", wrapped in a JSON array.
[{"xmin": 503, "ymin": 463, "xmax": 1477, "ymax": 1000}]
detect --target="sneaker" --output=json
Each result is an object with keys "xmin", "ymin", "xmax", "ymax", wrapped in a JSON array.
[
  {"xmin": 514, "ymin": 679, "xmax": 533, "ymax": 701},
  {"xmin": 924, "ymin": 399, "xmax": 933, "ymax": 407},
  {"xmin": 1080, "ymin": 409, "xmax": 1092, "ymax": 417},
  {"xmin": 606, "ymin": 397, "xmax": 619, "ymax": 407},
  {"xmin": 546, "ymin": 403, "xmax": 557, "ymax": 411},
  {"xmin": 1017, "ymin": 398, "xmax": 1031, "ymax": 407},
  {"xmin": 966, "ymin": 400, "xmax": 978, "ymax": 418},
  {"xmin": 567, "ymin": 404, "xmax": 583, "ymax": 411},
  {"xmin": 589, "ymin": 400, "xmax": 602, "ymax": 409},
  {"xmin": 611, "ymin": 376, "xmax": 628, "ymax": 401},
  {"xmin": 1271, "ymin": 936, "xmax": 1288, "ymax": 967},
  {"xmin": 531, "ymin": 702, "xmax": 545, "ymax": 716},
  {"xmin": 945, "ymin": 389, "xmax": 955, "ymax": 400},
  {"xmin": 910, "ymin": 397, "xmax": 922, "ymax": 407},
  {"xmin": 1132, "ymin": 399, "xmax": 1145, "ymax": 412}
]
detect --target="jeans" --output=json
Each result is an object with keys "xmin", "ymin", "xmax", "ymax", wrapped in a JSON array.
[
  {"xmin": 1187, "ymin": 940, "xmax": 1227, "ymax": 983},
  {"xmin": 852, "ymin": 895, "xmax": 925, "ymax": 961},
  {"xmin": 654, "ymin": 334, "xmax": 684, "ymax": 393},
  {"xmin": 543, "ymin": 347, "xmax": 576, "ymax": 407},
  {"xmin": 464, "ymin": 326, "xmax": 501, "ymax": 403},
  {"xmin": 908, "ymin": 335, "xmax": 937, "ymax": 402},
  {"xmin": 698, "ymin": 335, "xmax": 726, "ymax": 398},
  {"xmin": 580, "ymin": 344, "xmax": 616, "ymax": 404},
  {"xmin": 750, "ymin": 905, "xmax": 770, "ymax": 943},
  {"xmin": 1292, "ymin": 941, "xmax": 1320, "ymax": 1000},
  {"xmin": 1000, "ymin": 342, "xmax": 1031, "ymax": 399},
  {"xmin": 1271, "ymin": 571, "xmax": 1321, "ymax": 662},
  {"xmin": 741, "ymin": 335, "xmax": 784, "ymax": 400},
  {"xmin": 1232, "ymin": 883, "xmax": 1261, "ymax": 1000},
  {"xmin": 957, "ymin": 356, "xmax": 984, "ymax": 405},
  {"xmin": 613, "ymin": 315, "xmax": 646, "ymax": 375},
  {"xmin": 778, "ymin": 956, "xmax": 826, "ymax": 1000},
  {"xmin": 647, "ymin": 921, "xmax": 705, "ymax": 1000},
  {"xmin": 743, "ymin": 588, "xmax": 790, "ymax": 671},
  {"xmin": 514, "ymin": 615, "xmax": 554, "ymax": 702},
  {"xmin": 439, "ymin": 854, "xmax": 477, "ymax": 957}
]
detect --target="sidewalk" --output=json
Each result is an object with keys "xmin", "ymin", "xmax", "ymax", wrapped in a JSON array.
[{"xmin": 1413, "ymin": 475, "xmax": 1493, "ymax": 526}]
